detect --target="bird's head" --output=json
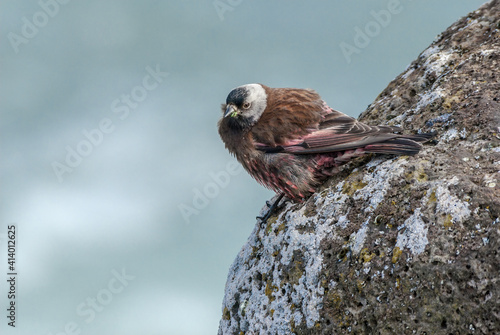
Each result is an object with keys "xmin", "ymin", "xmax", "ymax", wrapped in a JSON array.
[{"xmin": 221, "ymin": 83, "xmax": 267, "ymax": 129}]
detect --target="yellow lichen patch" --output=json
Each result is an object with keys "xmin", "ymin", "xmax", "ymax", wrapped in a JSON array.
[
  {"xmin": 268, "ymin": 216, "xmax": 278, "ymax": 224},
  {"xmin": 428, "ymin": 189, "xmax": 437, "ymax": 204},
  {"xmin": 392, "ymin": 246, "xmax": 403, "ymax": 264},
  {"xmin": 395, "ymin": 278, "xmax": 401, "ymax": 289},
  {"xmin": 325, "ymin": 290, "xmax": 342, "ymax": 309},
  {"xmin": 405, "ymin": 162, "xmax": 429, "ymax": 183},
  {"xmin": 339, "ymin": 272, "xmax": 346, "ymax": 281},
  {"xmin": 223, "ymin": 307, "xmax": 230, "ymax": 320},
  {"xmin": 442, "ymin": 92, "xmax": 462, "ymax": 110},
  {"xmin": 359, "ymin": 248, "xmax": 376, "ymax": 263},
  {"xmin": 342, "ymin": 180, "xmax": 368, "ymax": 196},
  {"xmin": 276, "ymin": 221, "xmax": 286, "ymax": 234},
  {"xmin": 341, "ymin": 170, "xmax": 368, "ymax": 196},
  {"xmin": 332, "ymin": 293, "xmax": 342, "ymax": 304},
  {"xmin": 265, "ymin": 279, "xmax": 278, "ymax": 302},
  {"xmin": 264, "ymin": 216, "xmax": 278, "ymax": 235},
  {"xmin": 356, "ymin": 279, "xmax": 366, "ymax": 291},
  {"xmin": 337, "ymin": 247, "xmax": 350, "ymax": 261},
  {"xmin": 270, "ymin": 309, "xmax": 275, "ymax": 318},
  {"xmin": 417, "ymin": 172, "xmax": 428, "ymax": 182},
  {"xmin": 444, "ymin": 214, "xmax": 453, "ymax": 228}
]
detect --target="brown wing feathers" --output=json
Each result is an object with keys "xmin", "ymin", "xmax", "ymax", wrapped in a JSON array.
[{"xmin": 252, "ymin": 86, "xmax": 432, "ymax": 156}]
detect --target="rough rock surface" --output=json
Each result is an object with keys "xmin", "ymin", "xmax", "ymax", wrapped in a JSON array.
[{"xmin": 218, "ymin": 1, "xmax": 500, "ymax": 334}]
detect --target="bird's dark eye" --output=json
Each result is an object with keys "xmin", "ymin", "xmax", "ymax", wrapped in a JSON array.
[{"xmin": 242, "ymin": 102, "xmax": 251, "ymax": 109}]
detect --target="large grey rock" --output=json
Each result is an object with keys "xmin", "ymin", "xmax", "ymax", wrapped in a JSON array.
[{"xmin": 218, "ymin": 1, "xmax": 500, "ymax": 334}]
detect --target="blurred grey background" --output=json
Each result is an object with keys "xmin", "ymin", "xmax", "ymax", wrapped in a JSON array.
[{"xmin": 0, "ymin": 1, "xmax": 486, "ymax": 334}]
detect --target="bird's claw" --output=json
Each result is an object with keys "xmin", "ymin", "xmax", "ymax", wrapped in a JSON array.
[
  {"xmin": 256, "ymin": 211, "xmax": 272, "ymax": 223},
  {"xmin": 257, "ymin": 193, "xmax": 285, "ymax": 224}
]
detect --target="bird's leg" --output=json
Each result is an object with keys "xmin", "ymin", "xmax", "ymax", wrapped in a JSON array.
[{"xmin": 256, "ymin": 193, "xmax": 285, "ymax": 223}]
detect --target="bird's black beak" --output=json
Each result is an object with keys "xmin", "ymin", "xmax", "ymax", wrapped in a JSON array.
[{"xmin": 224, "ymin": 104, "xmax": 239, "ymax": 118}]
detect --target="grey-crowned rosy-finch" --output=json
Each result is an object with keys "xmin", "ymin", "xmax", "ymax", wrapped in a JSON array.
[{"xmin": 218, "ymin": 84, "xmax": 434, "ymax": 220}]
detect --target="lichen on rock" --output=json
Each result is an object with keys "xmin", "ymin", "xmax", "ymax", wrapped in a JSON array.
[{"xmin": 219, "ymin": 1, "xmax": 500, "ymax": 334}]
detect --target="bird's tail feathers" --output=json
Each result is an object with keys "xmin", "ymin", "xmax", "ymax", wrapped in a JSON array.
[{"xmin": 364, "ymin": 133, "xmax": 435, "ymax": 156}]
